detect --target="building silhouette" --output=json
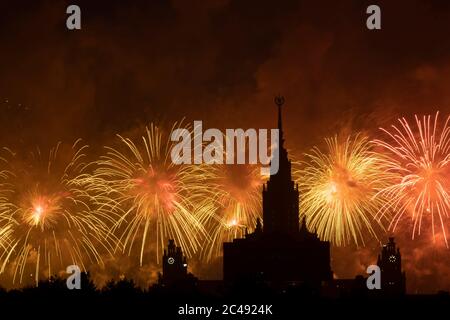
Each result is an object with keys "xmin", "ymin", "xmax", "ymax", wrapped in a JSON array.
[
  {"xmin": 378, "ymin": 237, "xmax": 406, "ymax": 295},
  {"xmin": 223, "ymin": 97, "xmax": 332, "ymax": 287},
  {"xmin": 157, "ymin": 99, "xmax": 407, "ymax": 298}
]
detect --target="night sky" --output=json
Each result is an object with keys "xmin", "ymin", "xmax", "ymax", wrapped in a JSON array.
[{"xmin": 1, "ymin": 0, "xmax": 450, "ymax": 293}]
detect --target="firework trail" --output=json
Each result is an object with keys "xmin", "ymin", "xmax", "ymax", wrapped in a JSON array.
[
  {"xmin": 295, "ymin": 134, "xmax": 392, "ymax": 246},
  {"xmin": 374, "ymin": 112, "xmax": 450, "ymax": 247},
  {"xmin": 0, "ymin": 150, "xmax": 15, "ymax": 271},
  {"xmin": 91, "ymin": 123, "xmax": 211, "ymax": 265},
  {"xmin": 200, "ymin": 163, "xmax": 265, "ymax": 261},
  {"xmin": 0, "ymin": 141, "xmax": 114, "ymax": 286}
]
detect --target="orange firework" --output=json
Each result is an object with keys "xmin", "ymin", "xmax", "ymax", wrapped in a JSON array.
[
  {"xmin": 200, "ymin": 163, "xmax": 266, "ymax": 261},
  {"xmin": 374, "ymin": 112, "xmax": 450, "ymax": 246}
]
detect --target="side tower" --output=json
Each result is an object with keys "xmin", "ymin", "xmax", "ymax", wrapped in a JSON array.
[
  {"xmin": 161, "ymin": 239, "xmax": 188, "ymax": 286},
  {"xmin": 377, "ymin": 237, "xmax": 406, "ymax": 295}
]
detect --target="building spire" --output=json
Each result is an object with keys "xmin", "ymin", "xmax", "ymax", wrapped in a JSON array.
[
  {"xmin": 261, "ymin": 95, "xmax": 300, "ymax": 234},
  {"xmin": 274, "ymin": 95, "xmax": 285, "ymax": 146}
]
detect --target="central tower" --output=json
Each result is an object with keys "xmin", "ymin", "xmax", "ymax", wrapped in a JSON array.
[
  {"xmin": 262, "ymin": 96, "xmax": 300, "ymax": 234},
  {"xmin": 223, "ymin": 97, "xmax": 332, "ymax": 287}
]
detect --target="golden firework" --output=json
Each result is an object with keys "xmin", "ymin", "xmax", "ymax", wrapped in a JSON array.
[
  {"xmin": 91, "ymin": 123, "xmax": 211, "ymax": 265},
  {"xmin": 295, "ymin": 134, "xmax": 392, "ymax": 246},
  {"xmin": 200, "ymin": 163, "xmax": 265, "ymax": 261},
  {"xmin": 0, "ymin": 141, "xmax": 113, "ymax": 286}
]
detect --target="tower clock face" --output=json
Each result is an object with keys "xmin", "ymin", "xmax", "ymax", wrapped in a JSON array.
[
  {"xmin": 167, "ymin": 257, "xmax": 175, "ymax": 265},
  {"xmin": 389, "ymin": 255, "xmax": 396, "ymax": 263}
]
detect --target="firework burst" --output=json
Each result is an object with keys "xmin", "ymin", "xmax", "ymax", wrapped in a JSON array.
[
  {"xmin": 200, "ymin": 163, "xmax": 265, "ymax": 261},
  {"xmin": 296, "ymin": 134, "xmax": 391, "ymax": 246},
  {"xmin": 0, "ymin": 141, "xmax": 113, "ymax": 286},
  {"xmin": 0, "ymin": 150, "xmax": 15, "ymax": 271},
  {"xmin": 374, "ymin": 112, "xmax": 450, "ymax": 246},
  {"xmin": 91, "ymin": 123, "xmax": 211, "ymax": 265}
]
